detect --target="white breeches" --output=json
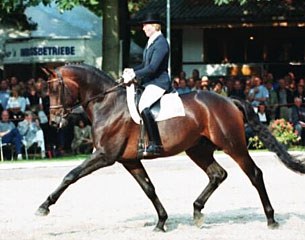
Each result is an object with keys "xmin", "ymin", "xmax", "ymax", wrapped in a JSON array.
[{"xmin": 138, "ymin": 84, "xmax": 165, "ymax": 113}]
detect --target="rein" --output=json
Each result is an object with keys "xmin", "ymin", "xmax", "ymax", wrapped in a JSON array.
[{"xmin": 48, "ymin": 70, "xmax": 124, "ymax": 116}]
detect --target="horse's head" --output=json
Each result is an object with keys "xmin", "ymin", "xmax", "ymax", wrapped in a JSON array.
[{"xmin": 43, "ymin": 67, "xmax": 77, "ymax": 128}]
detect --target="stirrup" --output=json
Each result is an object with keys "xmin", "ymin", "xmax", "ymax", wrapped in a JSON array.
[{"xmin": 139, "ymin": 142, "xmax": 163, "ymax": 158}]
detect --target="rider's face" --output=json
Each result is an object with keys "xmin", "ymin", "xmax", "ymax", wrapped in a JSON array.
[{"xmin": 142, "ymin": 23, "xmax": 156, "ymax": 38}]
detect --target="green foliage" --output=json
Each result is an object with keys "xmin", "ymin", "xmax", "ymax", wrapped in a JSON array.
[
  {"xmin": 249, "ymin": 119, "xmax": 300, "ymax": 149},
  {"xmin": 214, "ymin": 0, "xmax": 248, "ymax": 5}
]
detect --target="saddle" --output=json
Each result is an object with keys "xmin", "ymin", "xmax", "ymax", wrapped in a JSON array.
[{"xmin": 126, "ymin": 84, "xmax": 185, "ymax": 124}]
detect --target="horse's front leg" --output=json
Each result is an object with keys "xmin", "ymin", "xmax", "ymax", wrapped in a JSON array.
[
  {"xmin": 36, "ymin": 150, "xmax": 115, "ymax": 216},
  {"xmin": 123, "ymin": 160, "xmax": 168, "ymax": 232}
]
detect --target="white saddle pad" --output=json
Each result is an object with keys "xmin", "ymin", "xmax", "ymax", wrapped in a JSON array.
[{"xmin": 126, "ymin": 84, "xmax": 185, "ymax": 124}]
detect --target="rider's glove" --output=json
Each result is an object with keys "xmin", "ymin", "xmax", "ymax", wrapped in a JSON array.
[{"xmin": 122, "ymin": 68, "xmax": 136, "ymax": 86}]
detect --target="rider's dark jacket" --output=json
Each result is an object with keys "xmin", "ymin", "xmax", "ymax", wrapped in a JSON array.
[{"xmin": 134, "ymin": 34, "xmax": 171, "ymax": 91}]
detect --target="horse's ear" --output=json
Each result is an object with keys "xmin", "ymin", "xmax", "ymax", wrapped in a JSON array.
[{"xmin": 41, "ymin": 67, "xmax": 55, "ymax": 77}]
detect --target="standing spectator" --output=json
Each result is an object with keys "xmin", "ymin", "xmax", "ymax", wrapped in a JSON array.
[
  {"xmin": 17, "ymin": 111, "xmax": 46, "ymax": 158},
  {"xmin": 247, "ymin": 76, "xmax": 269, "ymax": 108},
  {"xmin": 275, "ymin": 78, "xmax": 294, "ymax": 120},
  {"xmin": 229, "ymin": 79, "xmax": 246, "ymax": 100},
  {"xmin": 191, "ymin": 69, "xmax": 200, "ymax": 81},
  {"xmin": 71, "ymin": 119, "xmax": 93, "ymax": 154},
  {"xmin": 265, "ymin": 80, "xmax": 278, "ymax": 120},
  {"xmin": 0, "ymin": 110, "xmax": 23, "ymax": 160},
  {"xmin": 177, "ymin": 78, "xmax": 191, "ymax": 95},
  {"xmin": 179, "ymin": 71, "xmax": 186, "ymax": 81},
  {"xmin": 9, "ymin": 76, "xmax": 19, "ymax": 89},
  {"xmin": 0, "ymin": 79, "xmax": 11, "ymax": 110},
  {"xmin": 290, "ymin": 97, "xmax": 305, "ymax": 145}
]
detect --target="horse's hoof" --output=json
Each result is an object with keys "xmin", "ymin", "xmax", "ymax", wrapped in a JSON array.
[
  {"xmin": 268, "ymin": 221, "xmax": 279, "ymax": 229},
  {"xmin": 193, "ymin": 212, "xmax": 204, "ymax": 228},
  {"xmin": 35, "ymin": 207, "xmax": 50, "ymax": 216},
  {"xmin": 153, "ymin": 225, "xmax": 166, "ymax": 232}
]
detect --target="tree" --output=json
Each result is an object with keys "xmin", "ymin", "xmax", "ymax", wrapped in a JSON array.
[{"xmin": 0, "ymin": 0, "xmax": 254, "ymax": 77}]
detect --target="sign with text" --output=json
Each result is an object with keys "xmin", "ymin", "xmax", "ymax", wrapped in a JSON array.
[{"xmin": 4, "ymin": 39, "xmax": 86, "ymax": 64}]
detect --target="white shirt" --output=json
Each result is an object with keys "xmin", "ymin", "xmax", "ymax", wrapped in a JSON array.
[{"xmin": 147, "ymin": 31, "xmax": 162, "ymax": 49}]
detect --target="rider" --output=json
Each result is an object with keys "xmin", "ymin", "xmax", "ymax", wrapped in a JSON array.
[{"xmin": 122, "ymin": 13, "xmax": 171, "ymax": 157}]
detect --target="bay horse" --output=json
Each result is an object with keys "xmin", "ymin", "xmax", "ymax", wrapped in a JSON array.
[{"xmin": 36, "ymin": 64, "xmax": 305, "ymax": 231}]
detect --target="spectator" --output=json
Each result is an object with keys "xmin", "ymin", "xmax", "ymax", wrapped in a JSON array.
[
  {"xmin": 0, "ymin": 79, "xmax": 11, "ymax": 110},
  {"xmin": 229, "ymin": 79, "xmax": 246, "ymax": 100},
  {"xmin": 177, "ymin": 78, "xmax": 191, "ymax": 95},
  {"xmin": 265, "ymin": 80, "xmax": 278, "ymax": 120},
  {"xmin": 9, "ymin": 76, "xmax": 19, "ymax": 89},
  {"xmin": 0, "ymin": 110, "xmax": 23, "ymax": 160},
  {"xmin": 7, "ymin": 86, "xmax": 29, "ymax": 112},
  {"xmin": 290, "ymin": 97, "xmax": 305, "ymax": 145},
  {"xmin": 257, "ymin": 103, "xmax": 271, "ymax": 126},
  {"xmin": 275, "ymin": 78, "xmax": 294, "ymax": 120},
  {"xmin": 293, "ymin": 83, "xmax": 305, "ymax": 103},
  {"xmin": 17, "ymin": 110, "xmax": 46, "ymax": 158},
  {"xmin": 191, "ymin": 69, "xmax": 200, "ymax": 81},
  {"xmin": 187, "ymin": 78, "xmax": 196, "ymax": 91},
  {"xmin": 201, "ymin": 76, "xmax": 210, "ymax": 91},
  {"xmin": 179, "ymin": 71, "xmax": 186, "ymax": 81},
  {"xmin": 213, "ymin": 80, "xmax": 227, "ymax": 97},
  {"xmin": 71, "ymin": 119, "xmax": 93, "ymax": 154},
  {"xmin": 247, "ymin": 76, "xmax": 269, "ymax": 108}
]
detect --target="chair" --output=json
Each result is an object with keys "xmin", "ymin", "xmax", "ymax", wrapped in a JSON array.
[{"xmin": 0, "ymin": 137, "xmax": 14, "ymax": 161}]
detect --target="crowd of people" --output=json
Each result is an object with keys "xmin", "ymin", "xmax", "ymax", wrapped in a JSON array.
[
  {"xmin": 0, "ymin": 76, "xmax": 93, "ymax": 160},
  {"xmin": 1, "ymin": 68, "xmax": 305, "ymax": 160},
  {"xmin": 172, "ymin": 69, "xmax": 305, "ymax": 146}
]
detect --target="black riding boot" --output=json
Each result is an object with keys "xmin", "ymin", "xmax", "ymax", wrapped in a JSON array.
[{"xmin": 140, "ymin": 108, "xmax": 163, "ymax": 157}]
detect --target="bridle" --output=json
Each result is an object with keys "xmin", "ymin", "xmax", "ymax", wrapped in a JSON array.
[{"xmin": 47, "ymin": 69, "xmax": 124, "ymax": 120}]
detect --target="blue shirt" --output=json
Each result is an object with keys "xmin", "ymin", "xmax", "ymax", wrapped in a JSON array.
[
  {"xmin": 0, "ymin": 90, "xmax": 10, "ymax": 109},
  {"xmin": 0, "ymin": 121, "xmax": 16, "ymax": 132}
]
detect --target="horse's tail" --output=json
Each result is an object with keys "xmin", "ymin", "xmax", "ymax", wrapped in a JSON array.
[{"xmin": 232, "ymin": 97, "xmax": 305, "ymax": 174}]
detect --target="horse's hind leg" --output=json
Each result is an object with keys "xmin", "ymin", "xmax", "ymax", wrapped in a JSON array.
[
  {"xmin": 186, "ymin": 142, "xmax": 227, "ymax": 227},
  {"xmin": 123, "ymin": 161, "xmax": 168, "ymax": 232},
  {"xmin": 36, "ymin": 150, "xmax": 115, "ymax": 216},
  {"xmin": 227, "ymin": 150, "xmax": 279, "ymax": 228}
]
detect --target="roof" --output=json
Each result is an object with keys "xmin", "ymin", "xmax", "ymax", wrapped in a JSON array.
[
  {"xmin": 132, "ymin": 0, "xmax": 305, "ymax": 27},
  {"xmin": 25, "ymin": 2, "xmax": 102, "ymax": 39}
]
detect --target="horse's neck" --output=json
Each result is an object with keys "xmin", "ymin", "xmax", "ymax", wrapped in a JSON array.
[{"xmin": 86, "ymin": 88, "xmax": 128, "ymax": 124}]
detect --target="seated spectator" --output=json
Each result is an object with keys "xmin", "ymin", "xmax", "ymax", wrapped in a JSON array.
[
  {"xmin": 71, "ymin": 119, "xmax": 93, "ymax": 154},
  {"xmin": 17, "ymin": 111, "xmax": 46, "ymax": 158},
  {"xmin": 293, "ymin": 83, "xmax": 305, "ymax": 103},
  {"xmin": 201, "ymin": 76, "xmax": 210, "ymax": 91},
  {"xmin": 0, "ymin": 79, "xmax": 11, "ymax": 110},
  {"xmin": 229, "ymin": 79, "xmax": 246, "ymax": 100},
  {"xmin": 187, "ymin": 78, "xmax": 196, "ymax": 91},
  {"xmin": 257, "ymin": 103, "xmax": 271, "ymax": 126},
  {"xmin": 7, "ymin": 86, "xmax": 30, "ymax": 112},
  {"xmin": 177, "ymin": 78, "xmax": 191, "ymax": 95},
  {"xmin": 213, "ymin": 80, "xmax": 227, "ymax": 97},
  {"xmin": 0, "ymin": 110, "xmax": 23, "ymax": 160},
  {"xmin": 290, "ymin": 97, "xmax": 305, "ymax": 145}
]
